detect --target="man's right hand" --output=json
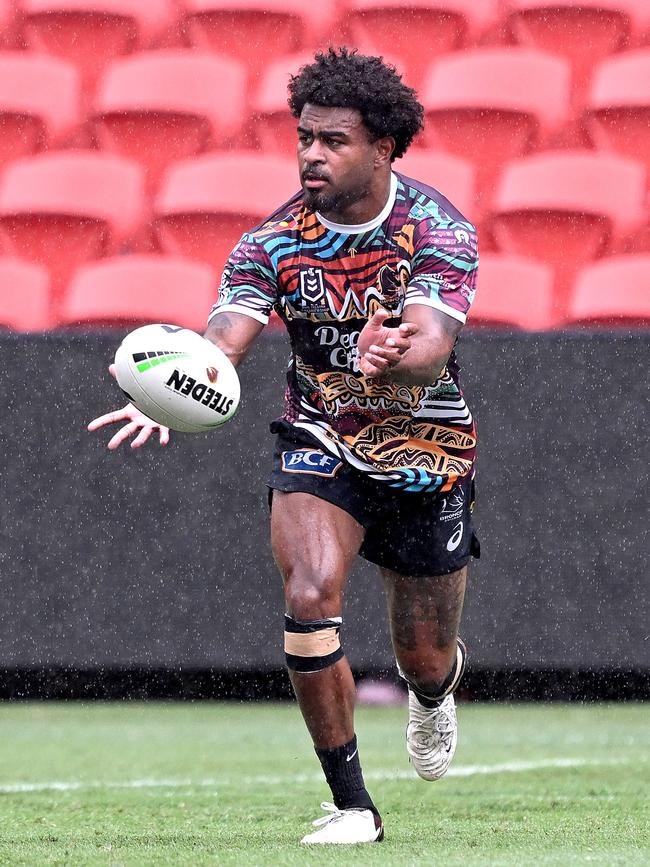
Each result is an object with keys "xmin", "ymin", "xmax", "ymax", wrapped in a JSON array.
[{"xmin": 87, "ymin": 364, "xmax": 170, "ymax": 450}]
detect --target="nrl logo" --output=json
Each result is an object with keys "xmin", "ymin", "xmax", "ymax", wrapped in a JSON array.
[{"xmin": 300, "ymin": 266, "xmax": 326, "ymax": 303}]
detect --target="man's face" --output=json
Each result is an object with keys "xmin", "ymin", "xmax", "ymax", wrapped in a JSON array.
[{"xmin": 297, "ymin": 104, "xmax": 379, "ymax": 218}]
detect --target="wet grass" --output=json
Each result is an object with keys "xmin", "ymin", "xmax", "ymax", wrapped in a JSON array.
[{"xmin": 0, "ymin": 702, "xmax": 647, "ymax": 865}]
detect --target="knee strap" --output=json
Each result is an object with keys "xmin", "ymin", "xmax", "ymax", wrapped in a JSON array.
[{"xmin": 284, "ymin": 614, "xmax": 344, "ymax": 672}]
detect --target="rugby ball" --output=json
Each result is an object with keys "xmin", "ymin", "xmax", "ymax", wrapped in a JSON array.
[{"xmin": 114, "ymin": 324, "xmax": 240, "ymax": 432}]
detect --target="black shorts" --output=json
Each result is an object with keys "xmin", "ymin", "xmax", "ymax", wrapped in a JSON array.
[{"xmin": 267, "ymin": 422, "xmax": 480, "ymax": 577}]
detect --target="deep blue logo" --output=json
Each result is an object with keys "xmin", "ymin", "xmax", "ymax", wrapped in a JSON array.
[{"xmin": 281, "ymin": 449, "xmax": 342, "ymax": 478}]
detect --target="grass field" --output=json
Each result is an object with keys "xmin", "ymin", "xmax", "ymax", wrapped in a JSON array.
[{"xmin": 0, "ymin": 701, "xmax": 647, "ymax": 866}]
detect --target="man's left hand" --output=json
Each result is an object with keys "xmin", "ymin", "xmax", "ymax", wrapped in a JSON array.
[{"xmin": 357, "ymin": 309, "xmax": 419, "ymax": 378}]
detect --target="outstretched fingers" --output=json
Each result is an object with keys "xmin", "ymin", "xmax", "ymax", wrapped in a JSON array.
[
  {"xmin": 107, "ymin": 421, "xmax": 143, "ymax": 450},
  {"xmin": 87, "ymin": 406, "xmax": 132, "ymax": 431}
]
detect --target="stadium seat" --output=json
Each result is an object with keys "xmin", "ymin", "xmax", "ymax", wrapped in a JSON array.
[
  {"xmin": 152, "ymin": 152, "xmax": 298, "ymax": 272},
  {"xmin": 394, "ymin": 150, "xmax": 476, "ymax": 221},
  {"xmin": 92, "ymin": 51, "xmax": 247, "ymax": 190},
  {"xmin": 20, "ymin": 1, "xmax": 176, "ymax": 98},
  {"xmin": 503, "ymin": 0, "xmax": 650, "ymax": 109},
  {"xmin": 343, "ymin": 0, "xmax": 500, "ymax": 86},
  {"xmin": 0, "ymin": 1, "xmax": 20, "ymax": 48},
  {"xmin": 251, "ymin": 51, "xmax": 314, "ymax": 153},
  {"xmin": 566, "ymin": 255, "xmax": 650, "ymax": 325},
  {"xmin": 0, "ymin": 258, "xmax": 52, "ymax": 330},
  {"xmin": 179, "ymin": 0, "xmax": 316, "ymax": 85},
  {"xmin": 488, "ymin": 150, "xmax": 646, "ymax": 313},
  {"xmin": 420, "ymin": 49, "xmax": 571, "ymax": 207},
  {"xmin": 0, "ymin": 151, "xmax": 145, "ymax": 303},
  {"xmin": 626, "ymin": 206, "xmax": 650, "ymax": 253},
  {"xmin": 468, "ymin": 254, "xmax": 555, "ymax": 329},
  {"xmin": 584, "ymin": 50, "xmax": 650, "ymax": 182},
  {"xmin": 0, "ymin": 53, "xmax": 81, "ymax": 170},
  {"xmin": 59, "ymin": 254, "xmax": 218, "ymax": 329}
]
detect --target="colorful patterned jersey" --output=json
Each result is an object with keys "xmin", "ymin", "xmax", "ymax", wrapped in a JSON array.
[{"xmin": 209, "ymin": 172, "xmax": 479, "ymax": 493}]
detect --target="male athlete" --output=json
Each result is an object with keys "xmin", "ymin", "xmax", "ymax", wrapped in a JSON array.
[{"xmin": 89, "ymin": 48, "xmax": 480, "ymax": 844}]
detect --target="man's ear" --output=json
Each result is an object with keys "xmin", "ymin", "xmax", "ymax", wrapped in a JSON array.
[{"xmin": 374, "ymin": 136, "xmax": 395, "ymax": 168}]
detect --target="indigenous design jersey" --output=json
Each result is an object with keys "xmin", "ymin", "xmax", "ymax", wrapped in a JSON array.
[{"xmin": 209, "ymin": 172, "xmax": 478, "ymax": 493}]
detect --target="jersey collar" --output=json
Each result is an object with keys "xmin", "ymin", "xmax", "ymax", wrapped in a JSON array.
[{"xmin": 315, "ymin": 172, "xmax": 398, "ymax": 235}]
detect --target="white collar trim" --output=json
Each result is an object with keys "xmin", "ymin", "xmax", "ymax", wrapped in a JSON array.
[{"xmin": 315, "ymin": 172, "xmax": 398, "ymax": 234}]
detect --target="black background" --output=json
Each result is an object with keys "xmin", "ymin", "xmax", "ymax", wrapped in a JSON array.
[{"xmin": 1, "ymin": 330, "xmax": 648, "ymax": 680}]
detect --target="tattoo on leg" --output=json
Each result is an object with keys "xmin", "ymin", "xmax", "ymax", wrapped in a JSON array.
[{"xmin": 386, "ymin": 568, "xmax": 467, "ymax": 654}]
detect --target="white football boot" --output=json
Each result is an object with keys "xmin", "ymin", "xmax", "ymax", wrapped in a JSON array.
[
  {"xmin": 406, "ymin": 691, "xmax": 458, "ymax": 781},
  {"xmin": 301, "ymin": 802, "xmax": 384, "ymax": 844}
]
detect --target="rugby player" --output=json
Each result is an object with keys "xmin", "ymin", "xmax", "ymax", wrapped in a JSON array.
[{"xmin": 89, "ymin": 48, "xmax": 480, "ymax": 845}]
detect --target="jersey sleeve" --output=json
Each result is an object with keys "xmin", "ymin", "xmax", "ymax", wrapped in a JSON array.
[
  {"xmin": 404, "ymin": 219, "xmax": 478, "ymax": 324},
  {"xmin": 207, "ymin": 233, "xmax": 277, "ymax": 325}
]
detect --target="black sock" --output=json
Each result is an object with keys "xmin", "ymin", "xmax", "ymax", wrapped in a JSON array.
[
  {"xmin": 409, "ymin": 686, "xmax": 443, "ymax": 709},
  {"xmin": 315, "ymin": 735, "xmax": 379, "ymax": 816}
]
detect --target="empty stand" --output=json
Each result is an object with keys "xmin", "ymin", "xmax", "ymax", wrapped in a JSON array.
[
  {"xmin": 584, "ymin": 50, "xmax": 650, "ymax": 181},
  {"xmin": 468, "ymin": 254, "xmax": 555, "ymax": 329},
  {"xmin": 0, "ymin": 151, "xmax": 145, "ymax": 305},
  {"xmin": 394, "ymin": 150, "xmax": 476, "ymax": 221},
  {"xmin": 626, "ymin": 205, "xmax": 650, "ymax": 253},
  {"xmin": 152, "ymin": 152, "xmax": 298, "ymax": 271},
  {"xmin": 20, "ymin": 0, "xmax": 176, "ymax": 99},
  {"xmin": 504, "ymin": 0, "xmax": 650, "ymax": 109},
  {"xmin": 421, "ymin": 49, "xmax": 571, "ymax": 207},
  {"xmin": 0, "ymin": 1, "xmax": 20, "ymax": 48},
  {"xmin": 180, "ymin": 0, "xmax": 314, "ymax": 85},
  {"xmin": 343, "ymin": 0, "xmax": 499, "ymax": 86},
  {"xmin": 488, "ymin": 150, "xmax": 646, "ymax": 315},
  {"xmin": 0, "ymin": 53, "xmax": 81, "ymax": 170},
  {"xmin": 59, "ymin": 254, "xmax": 218, "ymax": 329},
  {"xmin": 251, "ymin": 51, "xmax": 312, "ymax": 154},
  {"xmin": 566, "ymin": 255, "xmax": 650, "ymax": 325},
  {"xmin": 0, "ymin": 258, "xmax": 51, "ymax": 331},
  {"xmin": 92, "ymin": 51, "xmax": 247, "ymax": 190}
]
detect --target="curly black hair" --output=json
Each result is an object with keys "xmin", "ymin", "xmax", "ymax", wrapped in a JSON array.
[{"xmin": 287, "ymin": 47, "xmax": 424, "ymax": 161}]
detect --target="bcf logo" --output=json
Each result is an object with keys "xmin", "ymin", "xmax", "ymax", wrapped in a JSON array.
[{"xmin": 281, "ymin": 449, "xmax": 343, "ymax": 477}]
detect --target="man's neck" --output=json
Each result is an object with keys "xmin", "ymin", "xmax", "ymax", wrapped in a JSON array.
[{"xmin": 316, "ymin": 173, "xmax": 396, "ymax": 233}]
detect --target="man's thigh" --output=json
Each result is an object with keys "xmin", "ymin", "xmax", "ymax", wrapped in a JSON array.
[{"xmin": 270, "ymin": 490, "xmax": 364, "ymax": 588}]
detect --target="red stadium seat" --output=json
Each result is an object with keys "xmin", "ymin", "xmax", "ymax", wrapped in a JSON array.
[
  {"xmin": 179, "ymin": 0, "xmax": 316, "ymax": 85},
  {"xmin": 503, "ymin": 0, "xmax": 650, "ymax": 110},
  {"xmin": 488, "ymin": 150, "xmax": 646, "ymax": 314},
  {"xmin": 59, "ymin": 254, "xmax": 218, "ymax": 330},
  {"xmin": 343, "ymin": 0, "xmax": 499, "ymax": 86},
  {"xmin": 394, "ymin": 151, "xmax": 476, "ymax": 221},
  {"xmin": 468, "ymin": 254, "xmax": 555, "ymax": 329},
  {"xmin": 626, "ymin": 205, "xmax": 650, "ymax": 253},
  {"xmin": 584, "ymin": 50, "xmax": 650, "ymax": 183},
  {"xmin": 0, "ymin": 258, "xmax": 52, "ymax": 330},
  {"xmin": 566, "ymin": 255, "xmax": 650, "ymax": 325},
  {"xmin": 251, "ymin": 51, "xmax": 314, "ymax": 154},
  {"xmin": 152, "ymin": 152, "xmax": 298, "ymax": 272},
  {"xmin": 0, "ymin": 151, "xmax": 145, "ymax": 303},
  {"xmin": 0, "ymin": 53, "xmax": 81, "ymax": 170},
  {"xmin": 92, "ymin": 51, "xmax": 247, "ymax": 191},
  {"xmin": 421, "ymin": 49, "xmax": 571, "ymax": 207},
  {"xmin": 0, "ymin": 1, "xmax": 20, "ymax": 48},
  {"xmin": 20, "ymin": 0, "xmax": 176, "ymax": 98}
]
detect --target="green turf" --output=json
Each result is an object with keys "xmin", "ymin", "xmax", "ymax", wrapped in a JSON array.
[{"xmin": 0, "ymin": 702, "xmax": 647, "ymax": 866}]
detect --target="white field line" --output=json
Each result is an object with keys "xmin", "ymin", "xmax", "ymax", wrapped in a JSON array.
[{"xmin": 0, "ymin": 758, "xmax": 600, "ymax": 795}]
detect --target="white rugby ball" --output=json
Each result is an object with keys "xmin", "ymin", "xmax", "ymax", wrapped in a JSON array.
[{"xmin": 114, "ymin": 324, "xmax": 240, "ymax": 432}]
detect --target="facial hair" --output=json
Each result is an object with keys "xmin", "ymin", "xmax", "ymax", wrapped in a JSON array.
[{"xmin": 303, "ymin": 182, "xmax": 370, "ymax": 219}]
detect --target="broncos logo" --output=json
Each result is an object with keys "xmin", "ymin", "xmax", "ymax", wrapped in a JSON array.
[{"xmin": 377, "ymin": 259, "xmax": 411, "ymax": 308}]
